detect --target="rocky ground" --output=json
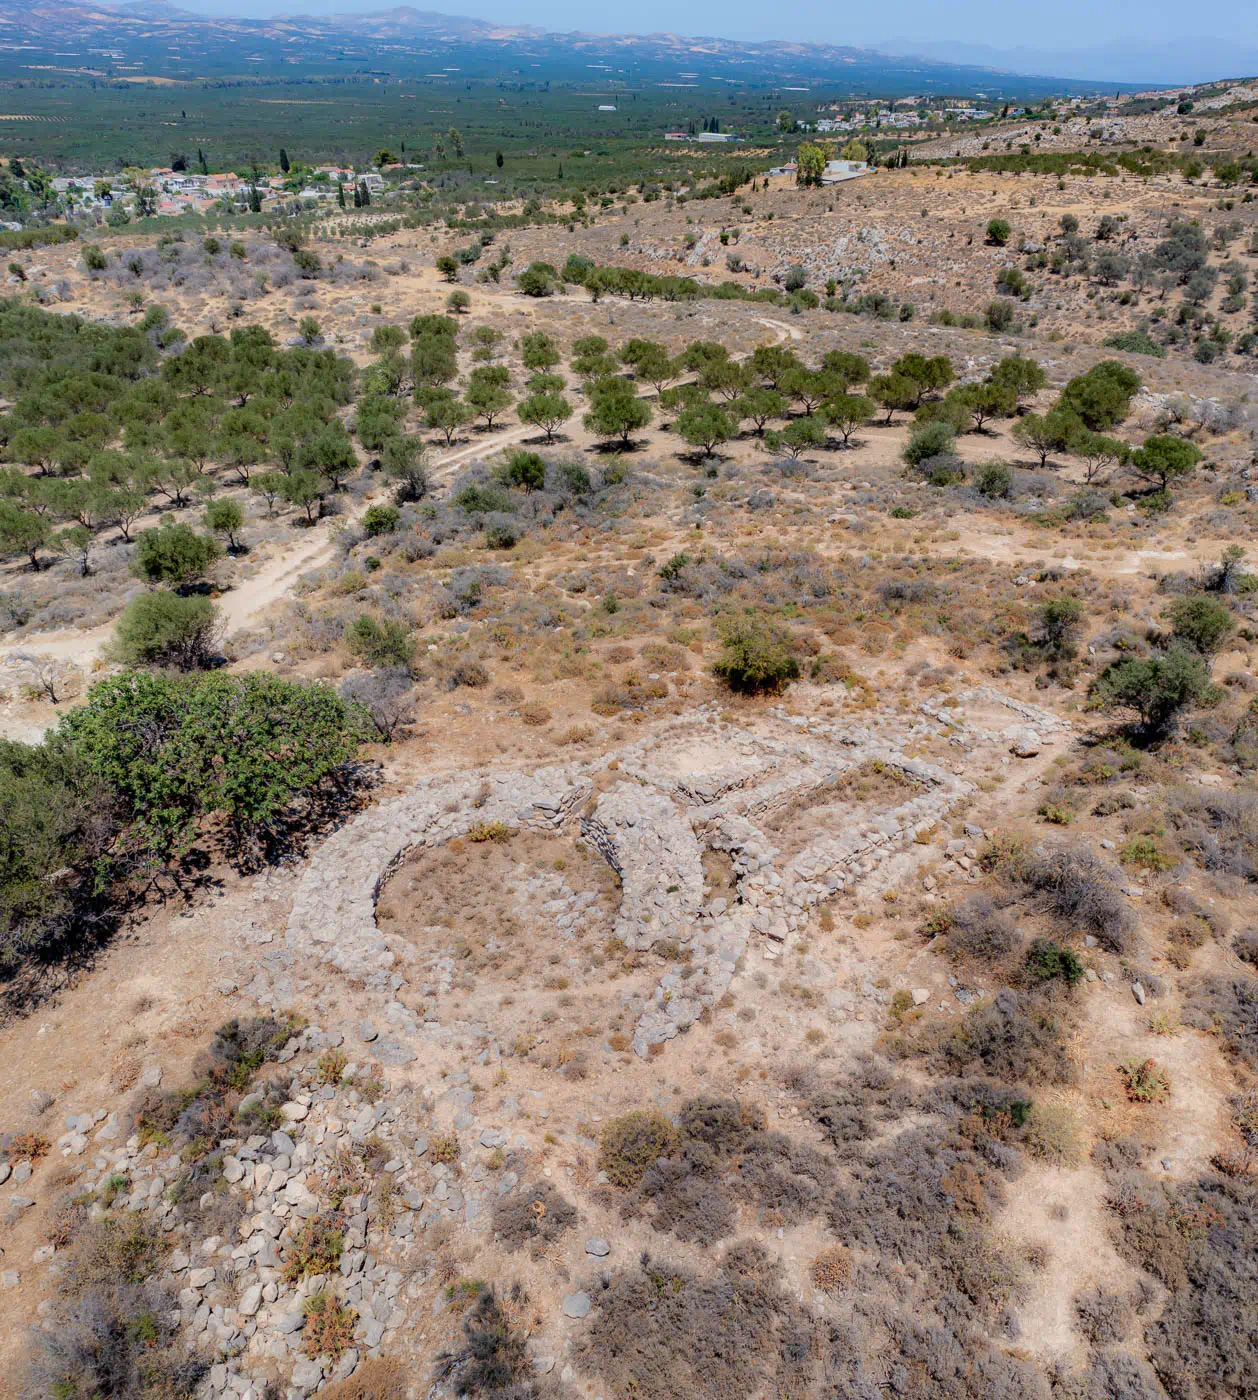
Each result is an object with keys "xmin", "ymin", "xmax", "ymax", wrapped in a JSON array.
[{"xmin": 3, "ymin": 116, "xmax": 1258, "ymax": 1400}]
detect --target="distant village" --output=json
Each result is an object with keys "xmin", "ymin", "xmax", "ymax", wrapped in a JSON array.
[
  {"xmin": 3, "ymin": 78, "xmax": 1246, "ymax": 230},
  {"xmin": 28, "ymin": 160, "xmax": 408, "ymax": 227}
]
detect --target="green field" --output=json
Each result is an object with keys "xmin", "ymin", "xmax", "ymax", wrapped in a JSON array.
[{"xmin": 0, "ymin": 79, "xmax": 804, "ymax": 173}]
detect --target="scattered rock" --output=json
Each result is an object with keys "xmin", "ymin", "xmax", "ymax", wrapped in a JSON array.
[
  {"xmin": 1008, "ymin": 727, "xmax": 1041, "ymax": 758},
  {"xmin": 373, "ymin": 1039, "xmax": 416, "ymax": 1067},
  {"xmin": 562, "ymin": 1291, "xmax": 591, "ymax": 1319}
]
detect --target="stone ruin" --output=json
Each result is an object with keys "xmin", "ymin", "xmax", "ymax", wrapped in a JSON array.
[{"xmin": 285, "ymin": 687, "xmax": 1068, "ymax": 1058}]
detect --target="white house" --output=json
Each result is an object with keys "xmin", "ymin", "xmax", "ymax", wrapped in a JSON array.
[{"xmin": 820, "ymin": 159, "xmax": 870, "ymax": 184}]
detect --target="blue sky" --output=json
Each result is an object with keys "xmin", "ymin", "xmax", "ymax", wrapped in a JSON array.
[
  {"xmin": 174, "ymin": 0, "xmax": 1258, "ymax": 83},
  {"xmin": 179, "ymin": 0, "xmax": 1251, "ymax": 48}
]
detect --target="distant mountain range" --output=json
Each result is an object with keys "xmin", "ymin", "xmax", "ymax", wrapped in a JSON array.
[
  {"xmin": 877, "ymin": 36, "xmax": 1258, "ymax": 89},
  {"xmin": 0, "ymin": 0, "xmax": 1145, "ymax": 93}
]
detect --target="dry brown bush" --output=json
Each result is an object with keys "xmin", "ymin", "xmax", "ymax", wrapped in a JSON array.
[
  {"xmin": 320, "ymin": 1357, "xmax": 407, "ymax": 1400},
  {"xmin": 493, "ymin": 1181, "xmax": 578, "ymax": 1255},
  {"xmin": 575, "ymin": 1241, "xmax": 819, "ymax": 1400},
  {"xmin": 810, "ymin": 1243, "xmax": 851, "ymax": 1295}
]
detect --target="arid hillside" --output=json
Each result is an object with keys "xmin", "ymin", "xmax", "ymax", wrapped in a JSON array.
[{"xmin": 2, "ymin": 137, "xmax": 1258, "ymax": 1400}]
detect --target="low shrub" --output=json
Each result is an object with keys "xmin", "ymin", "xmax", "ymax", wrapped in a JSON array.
[
  {"xmin": 945, "ymin": 895, "xmax": 1020, "ymax": 963},
  {"xmin": 21, "ymin": 1212, "xmax": 203, "ymax": 1400},
  {"xmin": 303, "ymin": 1290, "xmax": 357, "ymax": 1361},
  {"xmin": 1074, "ymin": 1282, "xmax": 1131, "ymax": 1344},
  {"xmin": 574, "ymin": 1242, "xmax": 818, "ymax": 1400},
  {"xmin": 1182, "ymin": 976, "xmax": 1258, "ymax": 1068},
  {"xmin": 320, "ymin": 1357, "xmax": 407, "ymax": 1400},
  {"xmin": 493, "ymin": 1181, "xmax": 578, "ymax": 1255},
  {"xmin": 810, "ymin": 1243, "xmax": 851, "ymax": 1295},
  {"xmin": 339, "ymin": 667, "xmax": 415, "ymax": 742},
  {"xmin": 435, "ymin": 1285, "xmax": 535, "ymax": 1398},
  {"xmin": 1022, "ymin": 1099, "xmax": 1083, "ymax": 1165},
  {"xmin": 1168, "ymin": 788, "xmax": 1258, "ymax": 880},
  {"xmin": 283, "ymin": 1214, "xmax": 345, "ymax": 1282},
  {"xmin": 711, "ymin": 609, "xmax": 800, "ymax": 695},
  {"xmin": 600, "ymin": 1109, "xmax": 679, "ymax": 1188},
  {"xmin": 1099, "ymin": 1149, "xmax": 1258, "ymax": 1398},
  {"xmin": 112, "ymin": 592, "xmax": 221, "ymax": 670},
  {"xmin": 1020, "ymin": 844, "xmax": 1136, "ymax": 953},
  {"xmin": 346, "ymin": 615, "xmax": 415, "ymax": 669},
  {"xmin": 935, "ymin": 987, "xmax": 1075, "ymax": 1084},
  {"xmin": 1119, "ymin": 1058, "xmax": 1172, "ymax": 1103}
]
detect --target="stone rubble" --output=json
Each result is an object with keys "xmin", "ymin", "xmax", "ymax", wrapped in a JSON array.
[{"xmin": 9, "ymin": 686, "xmax": 1075, "ymax": 1400}]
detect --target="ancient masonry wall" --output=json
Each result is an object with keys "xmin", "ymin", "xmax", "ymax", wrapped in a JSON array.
[{"xmin": 285, "ymin": 691, "xmax": 1068, "ymax": 1058}]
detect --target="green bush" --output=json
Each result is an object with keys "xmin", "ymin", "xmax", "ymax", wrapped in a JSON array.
[
  {"xmin": 60, "ymin": 670, "xmax": 367, "ymax": 864},
  {"xmin": 1166, "ymin": 594, "xmax": 1234, "ymax": 656},
  {"xmin": 986, "ymin": 218, "xmax": 1012, "ymax": 246},
  {"xmin": 976, "ymin": 462, "xmax": 1013, "ymax": 499},
  {"xmin": 0, "ymin": 738, "xmax": 118, "ymax": 974},
  {"xmin": 1090, "ymin": 649, "xmax": 1210, "ymax": 735},
  {"xmin": 1025, "ymin": 938, "xmax": 1085, "ymax": 984},
  {"xmin": 1103, "ymin": 328, "xmax": 1166, "ymax": 358},
  {"xmin": 600, "ymin": 1109, "xmax": 680, "ymax": 1188},
  {"xmin": 132, "ymin": 520, "xmax": 222, "ymax": 589},
  {"xmin": 453, "ymin": 483, "xmax": 511, "ymax": 515},
  {"xmin": 361, "ymin": 504, "xmax": 401, "ymax": 537},
  {"xmin": 517, "ymin": 262, "xmax": 555, "ymax": 296},
  {"xmin": 112, "ymin": 592, "xmax": 221, "ymax": 670},
  {"xmin": 346, "ymin": 615, "xmax": 415, "ymax": 669},
  {"xmin": 500, "ymin": 449, "xmax": 546, "ymax": 491},
  {"xmin": 1059, "ymin": 360, "xmax": 1140, "ymax": 431},
  {"xmin": 712, "ymin": 610, "xmax": 800, "ymax": 695},
  {"xmin": 903, "ymin": 420, "xmax": 956, "ymax": 468}
]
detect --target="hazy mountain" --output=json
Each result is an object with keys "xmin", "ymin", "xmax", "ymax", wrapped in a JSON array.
[
  {"xmin": 0, "ymin": 0, "xmax": 1132, "ymax": 93},
  {"xmin": 878, "ymin": 36, "xmax": 1258, "ymax": 88}
]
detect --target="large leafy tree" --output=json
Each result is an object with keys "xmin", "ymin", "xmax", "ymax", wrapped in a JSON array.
[
  {"xmin": 1059, "ymin": 361, "xmax": 1140, "ymax": 431},
  {"xmin": 132, "ymin": 520, "xmax": 222, "ymax": 589},
  {"xmin": 1089, "ymin": 649, "xmax": 1209, "ymax": 737},
  {"xmin": 1129, "ymin": 434, "xmax": 1202, "ymax": 492},
  {"xmin": 796, "ymin": 142, "xmax": 826, "ymax": 187},
  {"xmin": 60, "ymin": 671, "xmax": 368, "ymax": 864},
  {"xmin": 0, "ymin": 737, "xmax": 118, "ymax": 973},
  {"xmin": 1012, "ymin": 408, "xmax": 1080, "ymax": 467},
  {"xmin": 517, "ymin": 392, "xmax": 572, "ymax": 443},
  {"xmin": 676, "ymin": 403, "xmax": 734, "ymax": 458},
  {"xmin": 583, "ymin": 377, "xmax": 651, "ymax": 448}
]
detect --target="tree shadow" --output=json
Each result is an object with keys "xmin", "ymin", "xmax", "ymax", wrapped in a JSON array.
[{"xmin": 591, "ymin": 438, "xmax": 648, "ymax": 455}]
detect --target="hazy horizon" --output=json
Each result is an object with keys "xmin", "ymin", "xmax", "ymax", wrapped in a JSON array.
[{"xmin": 168, "ymin": 0, "xmax": 1250, "ymax": 51}]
